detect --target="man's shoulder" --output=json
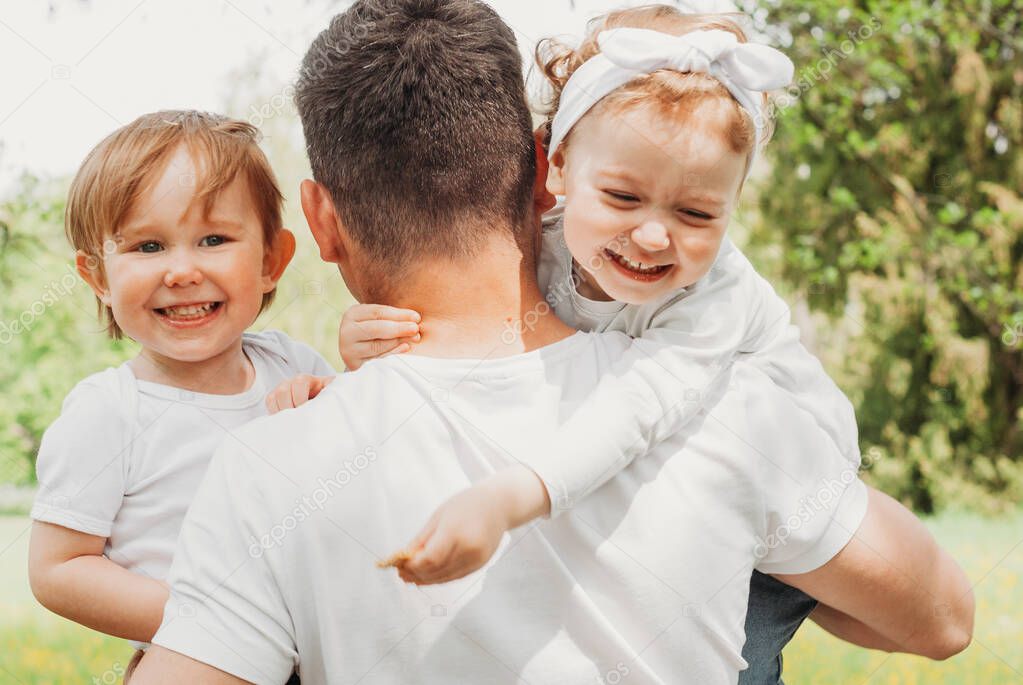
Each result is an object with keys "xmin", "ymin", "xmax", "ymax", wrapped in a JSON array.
[{"xmin": 224, "ymin": 360, "xmax": 417, "ymax": 464}]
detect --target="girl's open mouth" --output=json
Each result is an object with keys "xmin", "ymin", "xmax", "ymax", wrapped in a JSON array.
[
  {"xmin": 604, "ymin": 249, "xmax": 673, "ymax": 282},
  {"xmin": 154, "ymin": 301, "xmax": 224, "ymax": 327}
]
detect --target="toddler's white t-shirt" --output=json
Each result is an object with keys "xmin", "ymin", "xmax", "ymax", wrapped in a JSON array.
[
  {"xmin": 31, "ymin": 330, "xmax": 334, "ymax": 584},
  {"xmin": 533, "ymin": 212, "xmax": 860, "ymax": 510}
]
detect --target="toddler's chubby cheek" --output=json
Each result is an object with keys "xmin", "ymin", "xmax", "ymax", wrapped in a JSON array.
[{"xmin": 680, "ymin": 237, "xmax": 717, "ymax": 264}]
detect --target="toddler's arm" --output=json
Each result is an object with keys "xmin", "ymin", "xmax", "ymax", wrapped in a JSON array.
[
  {"xmin": 530, "ymin": 241, "xmax": 859, "ymax": 514},
  {"xmin": 28, "ymin": 521, "xmax": 169, "ymax": 642}
]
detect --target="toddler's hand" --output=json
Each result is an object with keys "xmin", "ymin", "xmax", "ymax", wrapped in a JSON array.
[
  {"xmin": 391, "ymin": 483, "xmax": 511, "ymax": 585},
  {"xmin": 339, "ymin": 304, "xmax": 422, "ymax": 371},
  {"xmin": 382, "ymin": 464, "xmax": 551, "ymax": 585},
  {"xmin": 265, "ymin": 374, "xmax": 335, "ymax": 414}
]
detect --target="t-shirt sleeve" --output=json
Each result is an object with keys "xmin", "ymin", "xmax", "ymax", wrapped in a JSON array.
[
  {"xmin": 152, "ymin": 436, "xmax": 297, "ymax": 685},
  {"xmin": 528, "ymin": 337, "xmax": 732, "ymax": 515},
  {"xmin": 735, "ymin": 367, "xmax": 868, "ymax": 575},
  {"xmin": 650, "ymin": 243, "xmax": 861, "ymax": 466},
  {"xmin": 30, "ymin": 374, "xmax": 131, "ymax": 537}
]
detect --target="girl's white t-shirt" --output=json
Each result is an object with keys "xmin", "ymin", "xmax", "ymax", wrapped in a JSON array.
[
  {"xmin": 31, "ymin": 330, "xmax": 334, "ymax": 584},
  {"xmin": 531, "ymin": 213, "xmax": 860, "ymax": 511}
]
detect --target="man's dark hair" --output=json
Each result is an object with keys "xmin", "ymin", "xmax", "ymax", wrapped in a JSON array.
[{"xmin": 295, "ymin": 0, "xmax": 536, "ymax": 272}]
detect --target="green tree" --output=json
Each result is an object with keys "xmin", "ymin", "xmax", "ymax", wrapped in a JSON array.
[{"xmin": 750, "ymin": 0, "xmax": 1022, "ymax": 512}]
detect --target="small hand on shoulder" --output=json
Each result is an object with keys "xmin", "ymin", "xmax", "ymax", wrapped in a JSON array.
[{"xmin": 265, "ymin": 303, "xmax": 423, "ymax": 413}]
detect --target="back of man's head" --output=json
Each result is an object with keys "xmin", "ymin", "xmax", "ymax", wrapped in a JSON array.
[{"xmin": 295, "ymin": 0, "xmax": 536, "ymax": 273}]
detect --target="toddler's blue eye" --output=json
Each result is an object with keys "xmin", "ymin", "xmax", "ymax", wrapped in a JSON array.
[
  {"xmin": 138, "ymin": 241, "xmax": 162, "ymax": 253},
  {"xmin": 201, "ymin": 235, "xmax": 226, "ymax": 247}
]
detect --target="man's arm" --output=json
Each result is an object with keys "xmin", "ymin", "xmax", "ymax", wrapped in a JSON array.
[
  {"xmin": 806, "ymin": 602, "xmax": 905, "ymax": 653},
  {"xmin": 777, "ymin": 486, "xmax": 974, "ymax": 660},
  {"xmin": 130, "ymin": 646, "xmax": 250, "ymax": 685}
]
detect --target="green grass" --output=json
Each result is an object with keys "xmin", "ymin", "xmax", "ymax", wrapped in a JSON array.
[
  {"xmin": 2, "ymin": 512, "xmax": 1021, "ymax": 683},
  {"xmin": 0, "ymin": 518, "xmax": 134, "ymax": 684},
  {"xmin": 783, "ymin": 509, "xmax": 1023, "ymax": 684}
]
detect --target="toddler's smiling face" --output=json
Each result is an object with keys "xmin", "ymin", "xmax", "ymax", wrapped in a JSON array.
[
  {"xmin": 547, "ymin": 102, "xmax": 747, "ymax": 304},
  {"xmin": 92, "ymin": 145, "xmax": 277, "ymax": 364}
]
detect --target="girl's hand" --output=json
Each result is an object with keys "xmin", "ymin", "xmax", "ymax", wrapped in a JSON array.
[
  {"xmin": 390, "ymin": 483, "xmax": 511, "ymax": 585},
  {"xmin": 265, "ymin": 374, "xmax": 336, "ymax": 414},
  {"xmin": 382, "ymin": 464, "xmax": 551, "ymax": 585},
  {"xmin": 339, "ymin": 304, "xmax": 422, "ymax": 371}
]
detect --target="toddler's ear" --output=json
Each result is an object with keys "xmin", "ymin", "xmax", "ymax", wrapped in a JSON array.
[
  {"xmin": 545, "ymin": 147, "xmax": 567, "ymax": 197},
  {"xmin": 532, "ymin": 129, "xmax": 556, "ymax": 216},
  {"xmin": 75, "ymin": 250, "xmax": 111, "ymax": 305},
  {"xmin": 262, "ymin": 229, "xmax": 297, "ymax": 291}
]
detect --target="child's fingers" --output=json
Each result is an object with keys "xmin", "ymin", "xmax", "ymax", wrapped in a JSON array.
[
  {"xmin": 383, "ymin": 343, "xmax": 412, "ymax": 357},
  {"xmin": 349, "ymin": 304, "xmax": 422, "ymax": 324},
  {"xmin": 402, "ymin": 530, "xmax": 453, "ymax": 580},
  {"xmin": 366, "ymin": 336, "xmax": 419, "ymax": 359},
  {"xmin": 289, "ymin": 376, "xmax": 313, "ymax": 408},
  {"xmin": 409, "ymin": 511, "xmax": 441, "ymax": 553},
  {"xmin": 269, "ymin": 385, "xmax": 296, "ymax": 412},
  {"xmin": 352, "ymin": 319, "xmax": 421, "ymax": 342},
  {"xmin": 308, "ymin": 375, "xmax": 335, "ymax": 399}
]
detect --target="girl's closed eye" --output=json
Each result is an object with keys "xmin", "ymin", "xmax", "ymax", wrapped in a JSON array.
[
  {"xmin": 680, "ymin": 209, "xmax": 713, "ymax": 221},
  {"xmin": 603, "ymin": 189, "xmax": 641, "ymax": 204}
]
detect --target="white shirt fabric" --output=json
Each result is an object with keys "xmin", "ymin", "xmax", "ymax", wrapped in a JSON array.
[
  {"xmin": 533, "ymin": 213, "xmax": 860, "ymax": 512},
  {"xmin": 31, "ymin": 330, "xmax": 334, "ymax": 585},
  {"xmin": 153, "ymin": 332, "xmax": 867, "ymax": 685}
]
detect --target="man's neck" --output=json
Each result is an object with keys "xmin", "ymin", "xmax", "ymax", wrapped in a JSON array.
[{"xmin": 384, "ymin": 239, "xmax": 575, "ymax": 359}]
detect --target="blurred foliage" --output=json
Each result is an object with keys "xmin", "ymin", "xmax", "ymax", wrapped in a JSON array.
[
  {"xmin": 745, "ymin": 0, "xmax": 1023, "ymax": 513},
  {"xmin": 2, "ymin": 1, "xmax": 1022, "ymax": 518},
  {"xmin": 0, "ymin": 174, "xmax": 137, "ymax": 484}
]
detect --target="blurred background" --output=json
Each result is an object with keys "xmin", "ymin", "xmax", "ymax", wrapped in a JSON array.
[{"xmin": 0, "ymin": 0, "xmax": 1020, "ymax": 682}]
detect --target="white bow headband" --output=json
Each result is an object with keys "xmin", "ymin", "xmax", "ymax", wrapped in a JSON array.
[{"xmin": 547, "ymin": 28, "xmax": 794, "ymax": 165}]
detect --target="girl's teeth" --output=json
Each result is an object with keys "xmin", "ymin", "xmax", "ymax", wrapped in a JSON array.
[
  {"xmin": 608, "ymin": 251, "xmax": 667, "ymax": 274},
  {"xmin": 163, "ymin": 303, "xmax": 216, "ymax": 318}
]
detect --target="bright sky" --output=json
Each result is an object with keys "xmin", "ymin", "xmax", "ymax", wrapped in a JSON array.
[{"xmin": 0, "ymin": 0, "xmax": 718, "ymax": 195}]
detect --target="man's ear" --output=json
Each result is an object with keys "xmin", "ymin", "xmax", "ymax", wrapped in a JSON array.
[
  {"xmin": 75, "ymin": 250, "xmax": 111, "ymax": 305},
  {"xmin": 545, "ymin": 145, "xmax": 567, "ymax": 197},
  {"xmin": 532, "ymin": 129, "xmax": 557, "ymax": 216},
  {"xmin": 300, "ymin": 179, "xmax": 346, "ymax": 264},
  {"xmin": 262, "ymin": 228, "xmax": 296, "ymax": 292}
]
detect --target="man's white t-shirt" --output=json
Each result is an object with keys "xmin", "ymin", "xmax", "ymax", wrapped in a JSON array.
[
  {"xmin": 31, "ymin": 330, "xmax": 334, "ymax": 585},
  {"xmin": 153, "ymin": 332, "xmax": 866, "ymax": 685}
]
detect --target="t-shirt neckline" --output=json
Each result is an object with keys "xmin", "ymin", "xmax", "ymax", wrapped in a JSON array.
[
  {"xmin": 128, "ymin": 347, "xmax": 268, "ymax": 409},
  {"xmin": 384, "ymin": 331, "xmax": 592, "ymax": 379}
]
